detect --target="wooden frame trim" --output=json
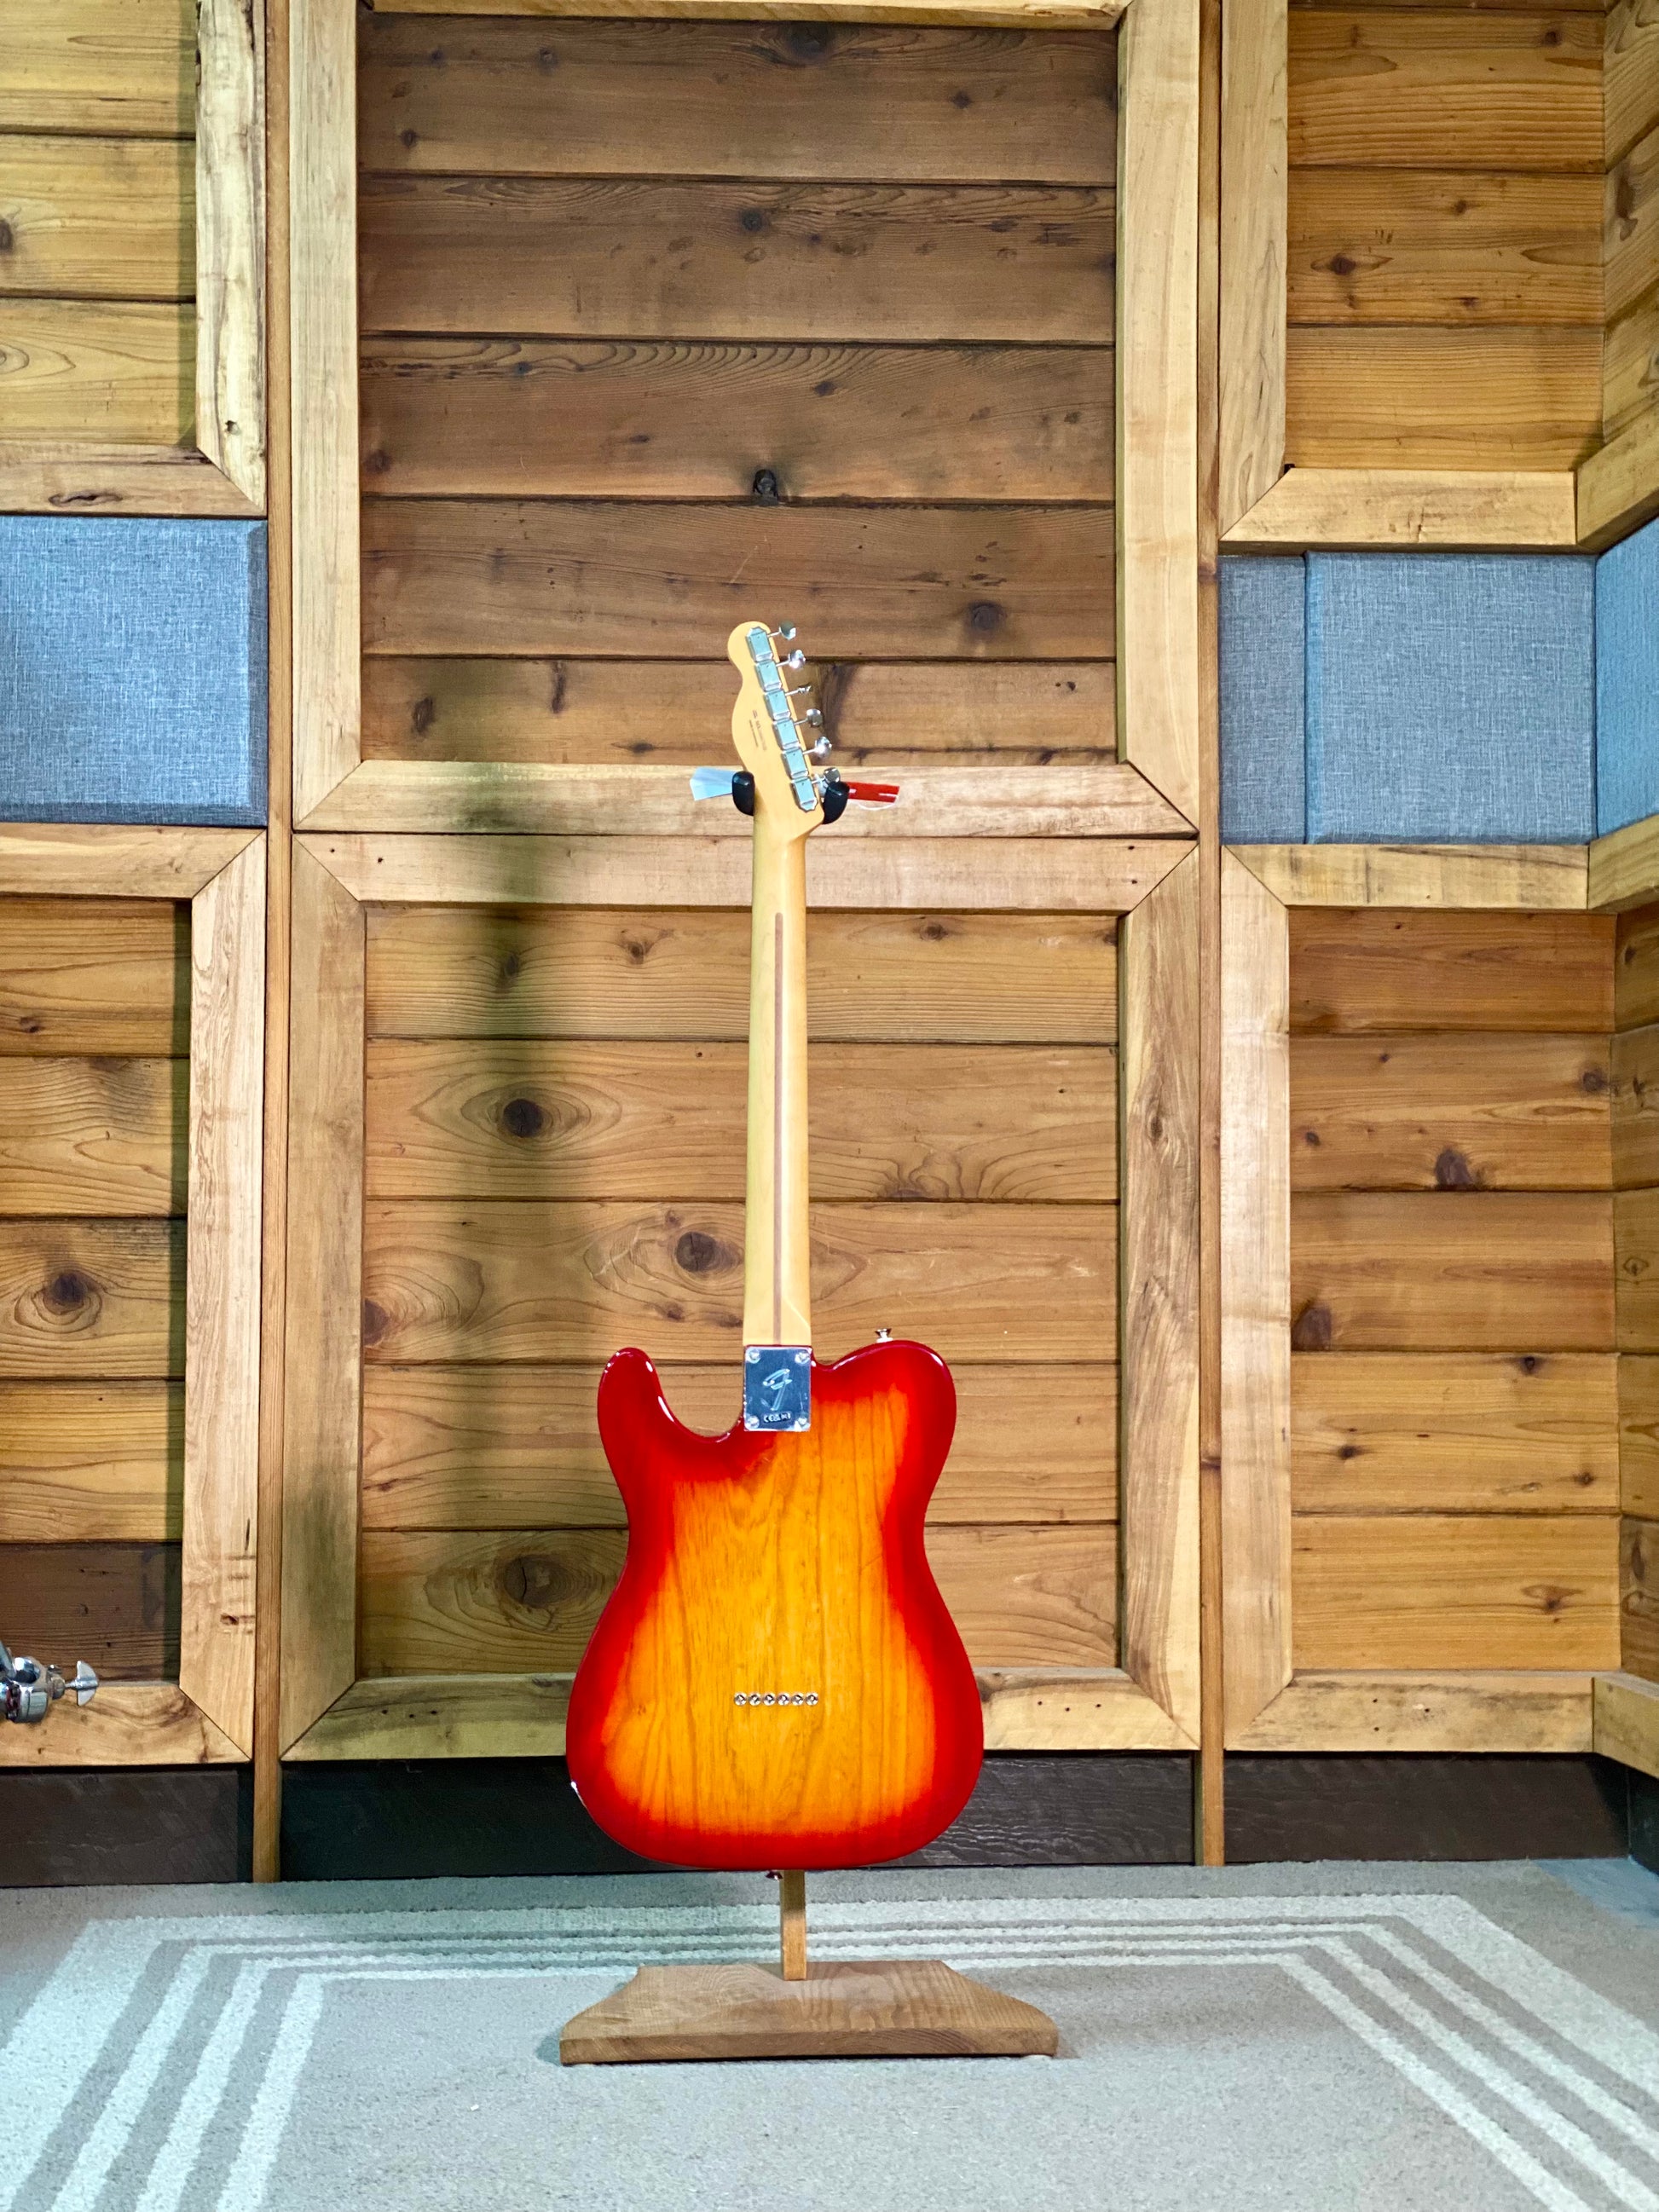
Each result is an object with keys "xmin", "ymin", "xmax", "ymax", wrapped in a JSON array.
[
  {"xmin": 291, "ymin": 0, "xmax": 1198, "ymax": 835},
  {"xmin": 1577, "ymin": 402, "xmax": 1659, "ymax": 553},
  {"xmin": 0, "ymin": 829, "xmax": 266, "ymax": 1767},
  {"xmin": 1237, "ymin": 1672, "xmax": 1595, "ymax": 1753},
  {"xmin": 1234, "ymin": 844, "xmax": 1590, "ymax": 912},
  {"xmin": 0, "ymin": 0, "xmax": 265, "ymax": 519},
  {"xmin": 379, "ymin": 0, "xmax": 1132, "ymax": 20},
  {"xmin": 1217, "ymin": 0, "xmax": 1286, "ymax": 534},
  {"xmin": 1590, "ymin": 817, "xmax": 1659, "ymax": 914},
  {"xmin": 1593, "ymin": 1670, "xmax": 1659, "ymax": 1782},
  {"xmin": 1223, "ymin": 471, "xmax": 1581, "ymax": 554}
]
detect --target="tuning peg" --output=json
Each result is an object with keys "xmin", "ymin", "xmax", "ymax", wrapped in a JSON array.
[
  {"xmin": 782, "ymin": 650, "xmax": 806, "ymax": 670},
  {"xmin": 771, "ymin": 624, "xmax": 797, "ymax": 643},
  {"xmin": 810, "ymin": 736, "xmax": 832, "ymax": 757},
  {"xmin": 801, "ymin": 708, "xmax": 824, "ymax": 726}
]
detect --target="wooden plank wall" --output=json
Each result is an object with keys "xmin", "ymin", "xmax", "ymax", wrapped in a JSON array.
[
  {"xmin": 0, "ymin": 895, "xmax": 190, "ymax": 1678},
  {"xmin": 355, "ymin": 16, "xmax": 1118, "ymax": 766},
  {"xmin": 1288, "ymin": 908, "xmax": 1622, "ymax": 1672},
  {"xmin": 1614, "ymin": 904, "xmax": 1659, "ymax": 1684},
  {"xmin": 0, "ymin": 0, "xmax": 196, "ymax": 445},
  {"xmin": 1285, "ymin": 0, "xmax": 1605, "ymax": 468},
  {"xmin": 356, "ymin": 901, "xmax": 1120, "ymax": 1679},
  {"xmin": 1605, "ymin": 0, "xmax": 1659, "ymax": 459}
]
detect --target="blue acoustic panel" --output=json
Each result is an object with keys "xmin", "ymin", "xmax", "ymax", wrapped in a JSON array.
[
  {"xmin": 1597, "ymin": 515, "xmax": 1659, "ymax": 836},
  {"xmin": 1305, "ymin": 553, "xmax": 1595, "ymax": 846},
  {"xmin": 1219, "ymin": 554, "xmax": 1306, "ymax": 843},
  {"xmin": 0, "ymin": 517, "xmax": 266, "ymax": 824}
]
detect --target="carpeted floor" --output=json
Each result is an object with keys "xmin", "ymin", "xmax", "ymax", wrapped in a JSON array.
[{"xmin": 2, "ymin": 1859, "xmax": 1656, "ymax": 2212}]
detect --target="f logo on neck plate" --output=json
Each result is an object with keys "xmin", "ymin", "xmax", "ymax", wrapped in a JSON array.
[{"xmin": 744, "ymin": 1346, "xmax": 812, "ymax": 1432}]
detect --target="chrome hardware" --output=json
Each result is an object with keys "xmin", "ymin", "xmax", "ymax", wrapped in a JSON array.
[
  {"xmin": 782, "ymin": 650, "xmax": 806, "ymax": 670},
  {"xmin": 1, "ymin": 1640, "xmax": 97, "ymax": 1726},
  {"xmin": 875, "ymin": 1327, "xmax": 893, "ymax": 1342},
  {"xmin": 771, "ymin": 624, "xmax": 798, "ymax": 642},
  {"xmin": 810, "ymin": 737, "xmax": 831, "ymax": 757},
  {"xmin": 733, "ymin": 1691, "xmax": 819, "ymax": 1707},
  {"xmin": 743, "ymin": 1345, "xmax": 812, "ymax": 1431},
  {"xmin": 802, "ymin": 709, "xmax": 824, "ymax": 726}
]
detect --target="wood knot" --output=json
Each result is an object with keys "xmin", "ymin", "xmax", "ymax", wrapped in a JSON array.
[
  {"xmin": 399, "ymin": 128, "xmax": 418, "ymax": 148},
  {"xmin": 410, "ymin": 695, "xmax": 435, "ymax": 736},
  {"xmin": 1517, "ymin": 1354, "xmax": 1544, "ymax": 1376},
  {"xmin": 812, "ymin": 378, "xmax": 837, "ymax": 398},
  {"xmin": 751, "ymin": 468, "xmax": 781, "ymax": 504},
  {"xmin": 0, "ymin": 221, "xmax": 14, "ymax": 254},
  {"xmin": 675, "ymin": 1229, "xmax": 732, "ymax": 1275},
  {"xmin": 740, "ymin": 209, "xmax": 768, "ymax": 235},
  {"xmin": 952, "ymin": 90, "xmax": 973, "ymax": 107},
  {"xmin": 365, "ymin": 448, "xmax": 393, "ymax": 476},
  {"xmin": 500, "ymin": 1096, "xmax": 546, "ymax": 1140},
  {"xmin": 1291, "ymin": 1301, "xmax": 1332, "ymax": 1351},
  {"xmin": 787, "ymin": 26, "xmax": 830, "ymax": 58},
  {"xmin": 1337, "ymin": 1442, "xmax": 1361, "ymax": 1461},
  {"xmin": 1580, "ymin": 1066, "xmax": 1608, "ymax": 1094},
  {"xmin": 917, "ymin": 919, "xmax": 952, "ymax": 942},
  {"xmin": 1327, "ymin": 253, "xmax": 1356, "ymax": 277},
  {"xmin": 361, "ymin": 1299, "xmax": 390, "ymax": 1347},
  {"xmin": 499, "ymin": 950, "xmax": 523, "ymax": 983},
  {"xmin": 500, "ymin": 1552, "xmax": 568, "ymax": 1612},
  {"xmin": 1523, "ymin": 1583, "xmax": 1571, "ymax": 1615},
  {"xmin": 1433, "ymin": 1147, "xmax": 1483, "ymax": 1190},
  {"xmin": 42, "ymin": 1269, "xmax": 95, "ymax": 1316},
  {"xmin": 968, "ymin": 601, "xmax": 1004, "ymax": 635}
]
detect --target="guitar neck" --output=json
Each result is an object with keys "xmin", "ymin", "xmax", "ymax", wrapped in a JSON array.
[{"xmin": 743, "ymin": 811, "xmax": 812, "ymax": 1349}]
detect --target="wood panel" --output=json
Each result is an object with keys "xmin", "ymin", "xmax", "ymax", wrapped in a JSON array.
[
  {"xmin": 0, "ymin": 827, "xmax": 256, "ymax": 900},
  {"xmin": 1614, "ymin": 1021, "xmax": 1659, "ymax": 1187},
  {"xmin": 1290, "ymin": 1033, "xmax": 1611, "ymax": 1190},
  {"xmin": 1292, "ymin": 1514, "xmax": 1621, "ymax": 1669},
  {"xmin": 1594, "ymin": 1670, "xmax": 1659, "ymax": 1780},
  {"xmin": 1625, "ymin": 1515, "xmax": 1659, "ymax": 1678},
  {"xmin": 0, "ymin": 1541, "xmax": 180, "ymax": 1680},
  {"xmin": 360, "ymin": 502, "xmax": 1114, "ymax": 661},
  {"xmin": 1291, "ymin": 1191, "xmax": 1615, "ymax": 1350},
  {"xmin": 0, "ymin": 1057, "xmax": 185, "ymax": 1215},
  {"xmin": 1621, "ymin": 1354, "xmax": 1659, "ymax": 1521},
  {"xmin": 0, "ymin": 300, "xmax": 194, "ymax": 445},
  {"xmin": 360, "ymin": 341, "xmax": 1113, "ymax": 502},
  {"xmin": 360, "ymin": 1361, "xmax": 1116, "ymax": 1531},
  {"xmin": 1292, "ymin": 1351, "xmax": 1618, "ymax": 1512},
  {"xmin": 1606, "ymin": 0, "xmax": 1659, "ymax": 172},
  {"xmin": 1285, "ymin": 327, "xmax": 1603, "ymax": 469},
  {"xmin": 1223, "ymin": 468, "xmax": 1580, "ymax": 551},
  {"xmin": 1219, "ymin": 0, "xmax": 1288, "ymax": 528},
  {"xmin": 1606, "ymin": 121, "xmax": 1659, "ymax": 325},
  {"xmin": 0, "ymin": 0, "xmax": 194, "ymax": 137},
  {"xmin": 1617, "ymin": 903, "xmax": 1659, "ymax": 1032},
  {"xmin": 0, "ymin": 1219, "xmax": 183, "ymax": 1377},
  {"xmin": 1604, "ymin": 282, "xmax": 1659, "ymax": 441},
  {"xmin": 1288, "ymin": 910, "xmax": 1613, "ymax": 1035},
  {"xmin": 1287, "ymin": 170, "xmax": 1601, "ymax": 326},
  {"xmin": 356, "ymin": 1522, "xmax": 1116, "ymax": 1676},
  {"xmin": 1616, "ymin": 1186, "xmax": 1659, "ymax": 1349},
  {"xmin": 0, "ymin": 1686, "xmax": 240, "ymax": 1770},
  {"xmin": 1287, "ymin": 9, "xmax": 1603, "ymax": 171},
  {"xmin": 361, "ymin": 660, "xmax": 1119, "ymax": 769},
  {"xmin": 0, "ymin": 1380, "xmax": 180, "ymax": 1542},
  {"xmin": 1243, "ymin": 844, "xmax": 1587, "ymax": 910},
  {"xmin": 0, "ymin": 898, "xmax": 188, "ymax": 1056},
  {"xmin": 357, "ymin": 16, "xmax": 1119, "ymax": 184},
  {"xmin": 366, "ymin": 906, "xmax": 1119, "ymax": 1046},
  {"xmin": 1235, "ymin": 1671, "xmax": 1595, "ymax": 1754},
  {"xmin": 0, "ymin": 135, "xmax": 193, "ymax": 301},
  {"xmin": 357, "ymin": 177, "xmax": 1115, "ymax": 344},
  {"xmin": 361, "ymin": 1200, "xmax": 1115, "ymax": 1366},
  {"xmin": 364, "ymin": 1039, "xmax": 1115, "ymax": 1202}
]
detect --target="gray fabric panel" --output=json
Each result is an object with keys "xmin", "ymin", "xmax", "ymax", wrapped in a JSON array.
[
  {"xmin": 0, "ymin": 517, "xmax": 267, "ymax": 824},
  {"xmin": 1305, "ymin": 553, "xmax": 1594, "ymax": 845},
  {"xmin": 1596, "ymin": 514, "xmax": 1659, "ymax": 836},
  {"xmin": 1219, "ymin": 554, "xmax": 1306, "ymax": 843}
]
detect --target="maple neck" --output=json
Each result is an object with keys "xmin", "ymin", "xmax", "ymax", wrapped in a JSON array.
[{"xmin": 743, "ymin": 811, "xmax": 812, "ymax": 1349}]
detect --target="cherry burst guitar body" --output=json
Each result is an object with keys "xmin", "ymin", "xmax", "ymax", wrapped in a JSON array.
[{"xmin": 566, "ymin": 621, "xmax": 984, "ymax": 1870}]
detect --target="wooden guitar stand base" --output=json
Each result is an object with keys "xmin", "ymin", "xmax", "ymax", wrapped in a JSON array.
[{"xmin": 559, "ymin": 1874, "xmax": 1058, "ymax": 2065}]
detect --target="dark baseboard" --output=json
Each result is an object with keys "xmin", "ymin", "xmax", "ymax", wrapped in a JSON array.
[
  {"xmin": 1225, "ymin": 1754, "xmax": 1630, "ymax": 1863},
  {"xmin": 0, "ymin": 1764, "xmax": 251, "ymax": 1886},
  {"xmin": 1632, "ymin": 1769, "xmax": 1659, "ymax": 1875},
  {"xmin": 279, "ymin": 1753, "xmax": 1196, "ymax": 1881}
]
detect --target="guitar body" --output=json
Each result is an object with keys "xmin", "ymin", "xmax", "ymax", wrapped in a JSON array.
[{"xmin": 566, "ymin": 1338, "xmax": 983, "ymax": 1869}]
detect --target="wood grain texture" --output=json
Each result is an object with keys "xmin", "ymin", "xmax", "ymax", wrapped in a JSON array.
[
  {"xmin": 1292, "ymin": 1513, "xmax": 1620, "ymax": 1669},
  {"xmin": 1234, "ymin": 1669, "xmax": 1594, "ymax": 1752},
  {"xmin": 1223, "ymin": 466, "xmax": 1579, "ymax": 548},
  {"xmin": 1603, "ymin": 280, "xmax": 1659, "ymax": 441},
  {"xmin": 0, "ymin": 1541, "xmax": 179, "ymax": 1681},
  {"xmin": 360, "ymin": 501, "xmax": 1114, "ymax": 661},
  {"xmin": 1287, "ymin": 9, "xmax": 1603, "ymax": 170},
  {"xmin": 1116, "ymin": 0, "xmax": 1201, "ymax": 823},
  {"xmin": 361, "ymin": 659, "xmax": 1120, "ymax": 769},
  {"xmin": 0, "ymin": 0, "xmax": 193, "ymax": 137},
  {"xmin": 1617, "ymin": 1187, "xmax": 1659, "ymax": 1350},
  {"xmin": 366, "ymin": 904, "xmax": 1119, "ymax": 1045},
  {"xmin": 0, "ymin": 1684, "xmax": 241, "ymax": 1770},
  {"xmin": 358, "ymin": 15, "xmax": 1118, "ymax": 183},
  {"xmin": 0, "ymin": 300, "xmax": 194, "ymax": 445},
  {"xmin": 1606, "ymin": 123, "xmax": 1659, "ymax": 325},
  {"xmin": 1579, "ymin": 383, "xmax": 1659, "ymax": 550},
  {"xmin": 0, "ymin": 1056, "xmax": 184, "ymax": 1214},
  {"xmin": 279, "ymin": 848, "xmax": 364, "ymax": 1750},
  {"xmin": 1621, "ymin": 1354, "xmax": 1659, "ymax": 1520},
  {"xmin": 1594, "ymin": 1669, "xmax": 1659, "ymax": 1778},
  {"xmin": 1118, "ymin": 851, "xmax": 1201, "ymax": 1735},
  {"xmin": 1245, "ymin": 844, "xmax": 1590, "ymax": 912},
  {"xmin": 0, "ymin": 442, "xmax": 260, "ymax": 517},
  {"xmin": 0, "ymin": 901, "xmax": 186, "ymax": 1060},
  {"xmin": 1291, "ymin": 1191, "xmax": 1615, "ymax": 1351},
  {"xmin": 1220, "ymin": 0, "xmax": 1287, "ymax": 529},
  {"xmin": 0, "ymin": 136, "xmax": 192, "ymax": 301},
  {"xmin": 1615, "ymin": 1021, "xmax": 1659, "ymax": 1187},
  {"xmin": 0, "ymin": 1379, "xmax": 180, "ymax": 1541},
  {"xmin": 0, "ymin": 827, "xmax": 257, "ymax": 901},
  {"xmin": 1285, "ymin": 327, "xmax": 1603, "ymax": 470},
  {"xmin": 1606, "ymin": 0, "xmax": 1659, "ymax": 170},
  {"xmin": 357, "ymin": 1522, "xmax": 1116, "ymax": 1674},
  {"xmin": 313, "ymin": 833, "xmax": 1179, "ymax": 915},
  {"xmin": 976, "ymin": 1666, "xmax": 1192, "ymax": 1748},
  {"xmin": 370, "ymin": 0, "xmax": 1130, "ymax": 20},
  {"xmin": 1288, "ymin": 170, "xmax": 1601, "ymax": 326},
  {"xmin": 1617, "ymin": 904, "xmax": 1659, "ymax": 1032},
  {"xmin": 1593, "ymin": 817, "xmax": 1659, "ymax": 915},
  {"xmin": 290, "ymin": 0, "xmax": 361, "ymax": 819},
  {"xmin": 1220, "ymin": 854, "xmax": 1292, "ymax": 1739},
  {"xmin": 181, "ymin": 840, "xmax": 265, "ymax": 1754},
  {"xmin": 303, "ymin": 761, "xmax": 1184, "ymax": 840},
  {"xmin": 1292, "ymin": 1351, "xmax": 1618, "ymax": 1513},
  {"xmin": 0, "ymin": 1219, "xmax": 182, "ymax": 1377},
  {"xmin": 1291, "ymin": 1032, "xmax": 1612, "ymax": 1191},
  {"xmin": 1623, "ymin": 1514, "xmax": 1659, "ymax": 1678},
  {"xmin": 360, "ymin": 339, "xmax": 1112, "ymax": 502},
  {"xmin": 365, "ymin": 1038, "xmax": 1115, "ymax": 1201},
  {"xmin": 1288, "ymin": 909, "xmax": 1610, "ymax": 1031},
  {"xmin": 195, "ymin": 0, "xmax": 267, "ymax": 505},
  {"xmin": 359, "ymin": 176, "xmax": 1115, "ymax": 344},
  {"xmin": 361, "ymin": 1361, "xmax": 1116, "ymax": 1530},
  {"xmin": 361, "ymin": 1199, "xmax": 1116, "ymax": 1366}
]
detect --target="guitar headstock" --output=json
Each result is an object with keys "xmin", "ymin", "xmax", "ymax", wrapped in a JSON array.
[{"xmin": 726, "ymin": 621, "xmax": 829, "ymax": 839}]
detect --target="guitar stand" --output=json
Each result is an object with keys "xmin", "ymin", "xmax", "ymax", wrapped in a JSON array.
[{"xmin": 558, "ymin": 1872, "xmax": 1059, "ymax": 2065}]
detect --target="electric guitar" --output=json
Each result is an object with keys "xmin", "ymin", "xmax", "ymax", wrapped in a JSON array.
[{"xmin": 565, "ymin": 621, "xmax": 984, "ymax": 1870}]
